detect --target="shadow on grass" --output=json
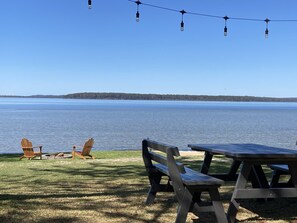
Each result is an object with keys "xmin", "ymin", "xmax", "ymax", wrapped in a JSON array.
[
  {"xmin": 1, "ymin": 156, "xmax": 297, "ymax": 222},
  {"xmin": 0, "ymin": 162, "xmax": 177, "ymax": 222},
  {"xmin": 0, "ymin": 153, "xmax": 23, "ymax": 162},
  {"xmin": 36, "ymin": 217, "xmax": 81, "ymax": 223},
  {"xmin": 238, "ymin": 198, "xmax": 297, "ymax": 221},
  {"xmin": 0, "ymin": 214, "xmax": 80, "ymax": 223},
  {"xmin": 29, "ymin": 162, "xmax": 147, "ymax": 180}
]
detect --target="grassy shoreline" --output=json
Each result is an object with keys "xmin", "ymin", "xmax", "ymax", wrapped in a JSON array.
[{"xmin": 0, "ymin": 151, "xmax": 296, "ymax": 223}]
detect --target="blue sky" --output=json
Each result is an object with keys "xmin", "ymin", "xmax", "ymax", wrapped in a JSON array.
[{"xmin": 1, "ymin": 0, "xmax": 297, "ymax": 97}]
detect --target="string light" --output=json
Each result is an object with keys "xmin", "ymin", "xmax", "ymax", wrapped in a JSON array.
[
  {"xmin": 129, "ymin": 0, "xmax": 297, "ymax": 37},
  {"xmin": 180, "ymin": 10, "xmax": 186, "ymax": 31},
  {"xmin": 265, "ymin": 18, "xmax": 270, "ymax": 38},
  {"xmin": 223, "ymin": 16, "xmax": 229, "ymax": 36},
  {"xmin": 88, "ymin": 0, "xmax": 92, "ymax": 9},
  {"xmin": 135, "ymin": 0, "xmax": 141, "ymax": 22}
]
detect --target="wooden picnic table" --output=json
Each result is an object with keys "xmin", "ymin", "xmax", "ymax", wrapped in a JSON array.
[{"xmin": 188, "ymin": 143, "xmax": 297, "ymax": 223}]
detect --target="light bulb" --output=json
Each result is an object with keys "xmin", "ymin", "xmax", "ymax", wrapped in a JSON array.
[
  {"xmin": 180, "ymin": 21, "xmax": 184, "ymax": 31},
  {"xmin": 265, "ymin": 28, "xmax": 269, "ymax": 38},
  {"xmin": 224, "ymin": 26, "xmax": 228, "ymax": 36},
  {"xmin": 136, "ymin": 11, "xmax": 140, "ymax": 22},
  {"xmin": 88, "ymin": 0, "xmax": 92, "ymax": 9}
]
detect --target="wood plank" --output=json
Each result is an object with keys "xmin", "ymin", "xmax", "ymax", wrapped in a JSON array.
[
  {"xmin": 234, "ymin": 188, "xmax": 297, "ymax": 199},
  {"xmin": 146, "ymin": 139, "xmax": 179, "ymax": 155},
  {"xmin": 189, "ymin": 143, "xmax": 297, "ymax": 159}
]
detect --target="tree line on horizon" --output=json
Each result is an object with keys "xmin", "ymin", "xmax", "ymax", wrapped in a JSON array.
[
  {"xmin": 2, "ymin": 92, "xmax": 295, "ymax": 102},
  {"xmin": 63, "ymin": 92, "xmax": 297, "ymax": 102}
]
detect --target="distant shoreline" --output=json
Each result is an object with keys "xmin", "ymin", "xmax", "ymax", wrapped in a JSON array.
[{"xmin": 1, "ymin": 92, "xmax": 297, "ymax": 102}]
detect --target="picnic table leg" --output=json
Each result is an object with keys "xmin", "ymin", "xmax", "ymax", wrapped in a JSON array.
[
  {"xmin": 227, "ymin": 160, "xmax": 241, "ymax": 181},
  {"xmin": 175, "ymin": 188, "xmax": 192, "ymax": 223},
  {"xmin": 194, "ymin": 152, "xmax": 213, "ymax": 202},
  {"xmin": 146, "ymin": 172, "xmax": 162, "ymax": 205},
  {"xmin": 227, "ymin": 161, "xmax": 253, "ymax": 223},
  {"xmin": 270, "ymin": 169, "xmax": 282, "ymax": 187},
  {"xmin": 201, "ymin": 151, "xmax": 213, "ymax": 174},
  {"xmin": 249, "ymin": 165, "xmax": 270, "ymax": 202},
  {"xmin": 250, "ymin": 165, "xmax": 270, "ymax": 189},
  {"xmin": 209, "ymin": 188, "xmax": 228, "ymax": 223},
  {"xmin": 288, "ymin": 164, "xmax": 297, "ymax": 187}
]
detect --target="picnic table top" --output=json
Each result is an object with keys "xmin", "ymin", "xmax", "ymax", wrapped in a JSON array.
[{"xmin": 188, "ymin": 143, "xmax": 297, "ymax": 160}]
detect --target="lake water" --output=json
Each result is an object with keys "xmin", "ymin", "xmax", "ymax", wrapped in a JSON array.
[{"xmin": 1, "ymin": 98, "xmax": 297, "ymax": 154}]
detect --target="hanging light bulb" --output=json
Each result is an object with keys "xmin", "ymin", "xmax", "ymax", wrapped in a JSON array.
[
  {"xmin": 265, "ymin": 18, "xmax": 270, "ymax": 38},
  {"xmin": 180, "ymin": 21, "xmax": 184, "ymax": 31},
  {"xmin": 88, "ymin": 0, "xmax": 92, "ymax": 9},
  {"xmin": 223, "ymin": 16, "xmax": 229, "ymax": 36},
  {"xmin": 135, "ymin": 1, "xmax": 141, "ymax": 22},
  {"xmin": 180, "ymin": 10, "xmax": 186, "ymax": 31}
]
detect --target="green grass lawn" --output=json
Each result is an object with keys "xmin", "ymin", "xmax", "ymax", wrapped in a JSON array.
[{"xmin": 0, "ymin": 151, "xmax": 296, "ymax": 223}]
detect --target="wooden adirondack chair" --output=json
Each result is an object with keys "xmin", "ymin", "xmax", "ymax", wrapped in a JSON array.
[
  {"xmin": 72, "ymin": 138, "xmax": 95, "ymax": 160},
  {"xmin": 20, "ymin": 138, "xmax": 43, "ymax": 160}
]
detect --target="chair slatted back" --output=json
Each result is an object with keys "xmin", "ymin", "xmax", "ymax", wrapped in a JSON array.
[
  {"xmin": 81, "ymin": 138, "xmax": 94, "ymax": 156},
  {"xmin": 142, "ymin": 139, "xmax": 185, "ymax": 173},
  {"xmin": 21, "ymin": 138, "xmax": 34, "ymax": 157}
]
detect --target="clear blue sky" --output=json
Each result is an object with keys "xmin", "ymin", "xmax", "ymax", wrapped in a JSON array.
[{"xmin": 1, "ymin": 0, "xmax": 297, "ymax": 97}]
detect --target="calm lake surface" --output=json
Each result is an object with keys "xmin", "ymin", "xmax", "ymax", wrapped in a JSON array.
[{"xmin": 1, "ymin": 98, "xmax": 297, "ymax": 154}]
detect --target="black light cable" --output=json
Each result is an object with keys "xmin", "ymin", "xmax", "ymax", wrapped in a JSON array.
[{"xmin": 129, "ymin": 0, "xmax": 297, "ymax": 38}]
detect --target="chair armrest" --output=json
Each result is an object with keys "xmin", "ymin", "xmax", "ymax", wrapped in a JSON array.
[
  {"xmin": 34, "ymin": 146, "xmax": 42, "ymax": 153},
  {"xmin": 32, "ymin": 145, "xmax": 42, "ymax": 149}
]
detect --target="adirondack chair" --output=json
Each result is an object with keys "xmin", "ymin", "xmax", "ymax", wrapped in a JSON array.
[
  {"xmin": 20, "ymin": 138, "xmax": 43, "ymax": 160},
  {"xmin": 72, "ymin": 138, "xmax": 95, "ymax": 160}
]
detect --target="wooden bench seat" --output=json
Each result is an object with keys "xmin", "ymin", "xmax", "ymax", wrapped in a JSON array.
[
  {"xmin": 270, "ymin": 164, "xmax": 292, "ymax": 187},
  {"xmin": 155, "ymin": 163, "xmax": 223, "ymax": 186},
  {"xmin": 270, "ymin": 164, "xmax": 289, "ymax": 172},
  {"xmin": 142, "ymin": 139, "xmax": 227, "ymax": 223}
]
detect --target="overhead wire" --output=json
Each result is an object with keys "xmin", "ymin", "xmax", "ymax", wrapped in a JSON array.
[
  {"xmin": 128, "ymin": 0, "xmax": 297, "ymax": 22},
  {"xmin": 128, "ymin": 0, "xmax": 297, "ymax": 37}
]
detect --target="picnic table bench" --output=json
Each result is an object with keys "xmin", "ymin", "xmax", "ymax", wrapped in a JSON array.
[
  {"xmin": 270, "ymin": 164, "xmax": 293, "ymax": 187},
  {"xmin": 270, "ymin": 142, "xmax": 297, "ymax": 187},
  {"xmin": 142, "ymin": 139, "xmax": 227, "ymax": 223}
]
